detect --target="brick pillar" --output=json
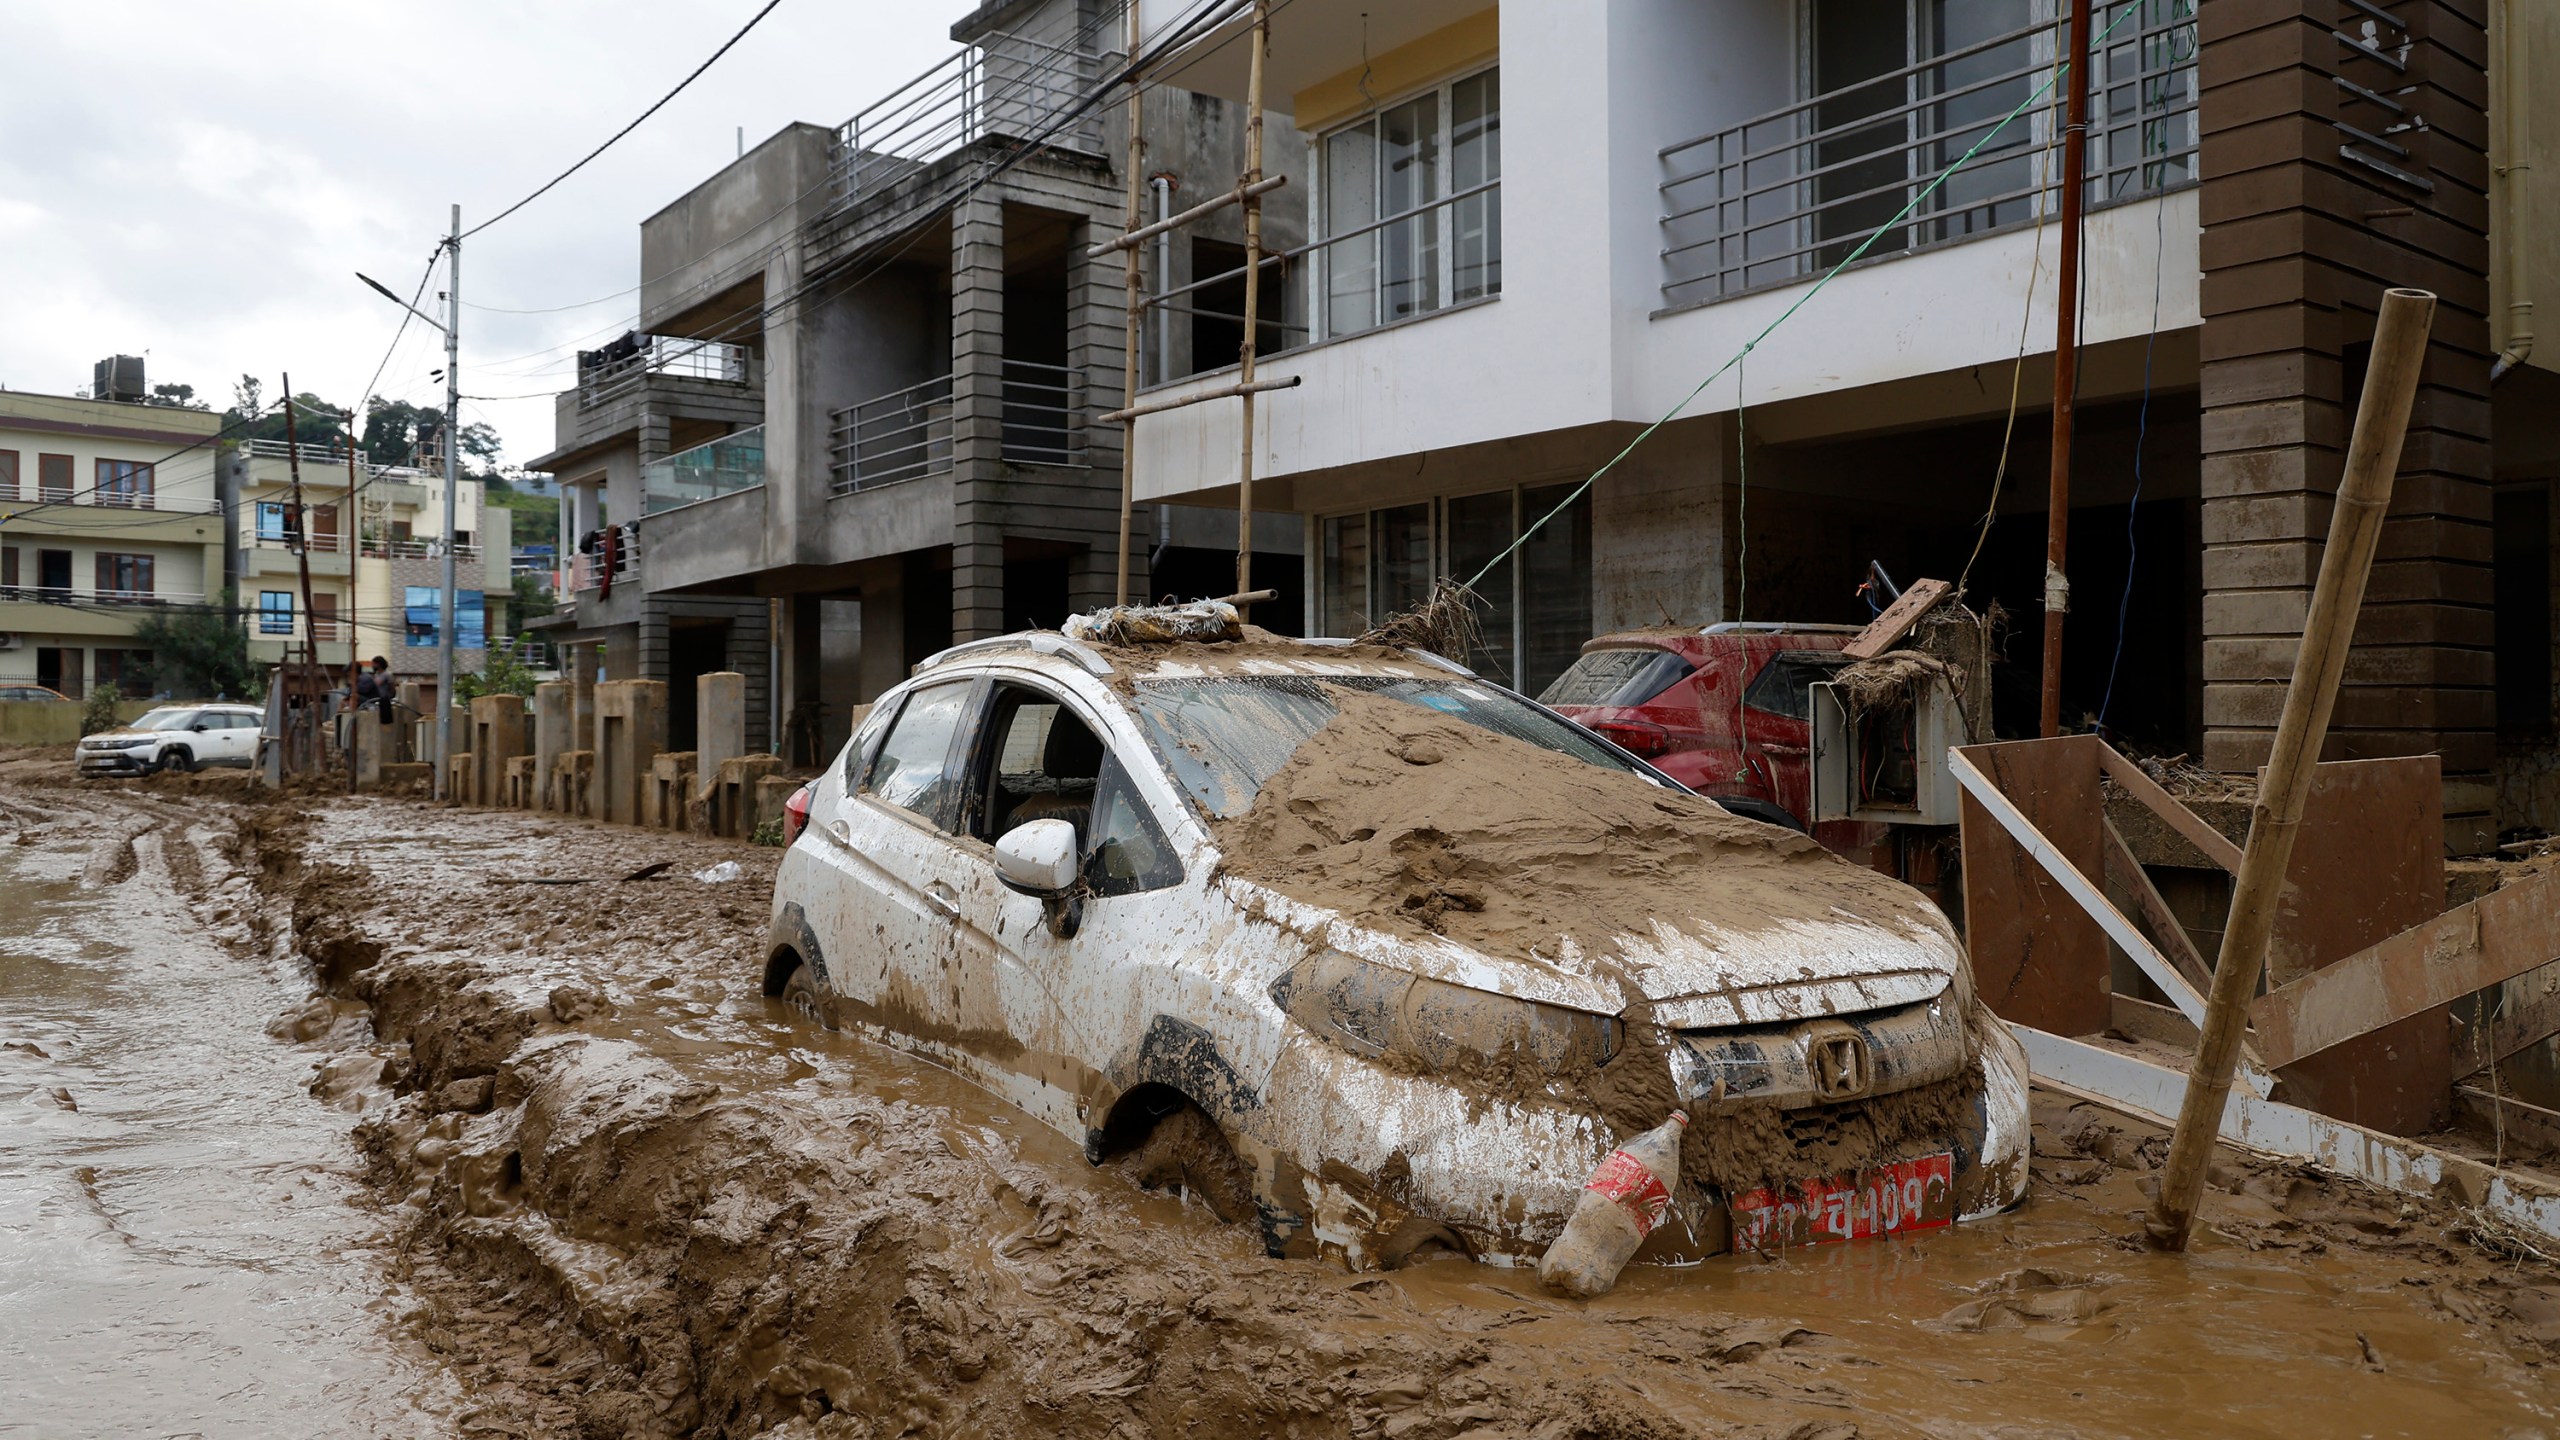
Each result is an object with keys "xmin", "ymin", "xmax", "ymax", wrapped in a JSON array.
[
  {"xmin": 951, "ymin": 195, "xmax": 1008, "ymax": 641},
  {"xmin": 2198, "ymin": 0, "xmax": 2496, "ymax": 853}
]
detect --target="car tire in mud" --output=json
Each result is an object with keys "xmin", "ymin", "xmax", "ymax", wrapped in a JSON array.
[
  {"xmin": 161, "ymin": 747, "xmax": 196, "ymax": 775},
  {"xmin": 1110, "ymin": 1100, "xmax": 1258, "ymax": 1225},
  {"xmin": 780, "ymin": 962, "xmax": 832, "ymax": 1029}
]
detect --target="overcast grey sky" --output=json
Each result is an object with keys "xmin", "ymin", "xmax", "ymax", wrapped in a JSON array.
[{"xmin": 0, "ymin": 1, "xmax": 959, "ymax": 466}]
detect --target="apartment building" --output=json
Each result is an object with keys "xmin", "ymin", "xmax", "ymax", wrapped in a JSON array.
[
  {"xmin": 0, "ymin": 385, "xmax": 227, "ymax": 698},
  {"xmin": 531, "ymin": 0, "xmax": 1301, "ymax": 760},
  {"xmin": 1118, "ymin": 0, "xmax": 2560, "ymax": 855}
]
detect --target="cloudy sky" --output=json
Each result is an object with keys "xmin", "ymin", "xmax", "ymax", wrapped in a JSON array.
[{"xmin": 0, "ymin": 1, "xmax": 961, "ymax": 467}]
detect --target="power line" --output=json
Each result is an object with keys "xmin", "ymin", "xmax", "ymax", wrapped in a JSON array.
[{"xmin": 461, "ymin": 0, "xmax": 788, "ymax": 240}]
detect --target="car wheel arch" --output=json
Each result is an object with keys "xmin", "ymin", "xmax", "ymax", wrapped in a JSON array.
[{"xmin": 762, "ymin": 901, "xmax": 829, "ymax": 997}]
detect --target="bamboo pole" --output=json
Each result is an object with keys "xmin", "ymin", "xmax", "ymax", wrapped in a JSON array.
[
  {"xmin": 2142, "ymin": 286, "xmax": 2437, "ymax": 1252},
  {"xmin": 1233, "ymin": 0, "xmax": 1268, "ymax": 602},
  {"xmin": 1113, "ymin": 0, "xmax": 1145, "ymax": 607}
]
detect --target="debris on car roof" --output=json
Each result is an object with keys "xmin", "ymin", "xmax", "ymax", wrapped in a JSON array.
[{"xmin": 1064, "ymin": 598, "xmax": 1244, "ymax": 646}]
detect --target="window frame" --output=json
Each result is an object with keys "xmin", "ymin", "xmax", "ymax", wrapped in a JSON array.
[
  {"xmin": 0, "ymin": 450, "xmax": 17, "ymax": 502},
  {"xmin": 256, "ymin": 501, "xmax": 291, "ymax": 542},
  {"xmin": 94, "ymin": 551, "xmax": 156, "ymax": 599},
  {"xmin": 858, "ymin": 678, "xmax": 985, "ymax": 835},
  {"xmin": 95, "ymin": 458, "xmax": 155, "ymax": 510},
  {"xmin": 260, "ymin": 591, "xmax": 297, "ymax": 635},
  {"xmin": 1310, "ymin": 61, "xmax": 1502, "ymax": 343},
  {"xmin": 37, "ymin": 454, "xmax": 72, "ymax": 502},
  {"xmin": 957, "ymin": 676, "xmax": 1185, "ymax": 895}
]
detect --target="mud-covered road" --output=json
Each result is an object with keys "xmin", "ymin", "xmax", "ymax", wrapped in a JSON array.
[{"xmin": 4, "ymin": 757, "xmax": 2558, "ymax": 1439}]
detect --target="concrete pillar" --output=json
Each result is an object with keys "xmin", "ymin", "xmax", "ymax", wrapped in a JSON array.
[
  {"xmin": 2196, "ymin": 0, "xmax": 2496, "ymax": 853},
  {"xmin": 1592, "ymin": 416, "xmax": 1732, "ymax": 634},
  {"xmin": 648, "ymin": 752, "xmax": 698, "ymax": 830},
  {"xmin": 693, "ymin": 670, "xmax": 746, "ymax": 801},
  {"xmin": 468, "ymin": 694, "xmax": 524, "ymax": 808},
  {"xmin": 951, "ymin": 194, "xmax": 1008, "ymax": 641},
  {"xmin": 570, "ymin": 642, "xmax": 598, "ymax": 754},
  {"xmin": 593, "ymin": 679, "xmax": 667, "ymax": 827},
  {"xmin": 348, "ymin": 705, "xmax": 389, "ymax": 788},
  {"xmin": 533, "ymin": 680, "xmax": 571, "ymax": 810}
]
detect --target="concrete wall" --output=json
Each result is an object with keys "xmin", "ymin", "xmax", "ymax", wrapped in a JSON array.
[
  {"xmin": 640, "ymin": 124, "xmax": 836, "ymax": 332},
  {"xmin": 0, "ymin": 699, "xmax": 158, "ymax": 747}
]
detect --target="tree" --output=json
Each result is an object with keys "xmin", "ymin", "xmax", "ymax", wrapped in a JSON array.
[
  {"xmin": 131, "ymin": 594, "xmax": 262, "ymax": 702},
  {"xmin": 509, "ymin": 572, "xmax": 557, "ymax": 624},
  {"xmin": 454, "ymin": 644, "xmax": 539, "ymax": 701},
  {"xmin": 145, "ymin": 382, "xmax": 209, "ymax": 410},
  {"xmin": 226, "ymin": 381, "xmax": 350, "ymax": 452}
]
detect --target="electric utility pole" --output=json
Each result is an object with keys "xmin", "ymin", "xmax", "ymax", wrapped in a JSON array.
[
  {"xmin": 437, "ymin": 204, "xmax": 461, "ymax": 801},
  {"xmin": 2039, "ymin": 0, "xmax": 2094, "ymax": 739}
]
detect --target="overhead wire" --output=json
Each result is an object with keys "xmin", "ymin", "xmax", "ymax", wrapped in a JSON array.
[
  {"xmin": 460, "ymin": 0, "xmax": 789, "ymax": 241},
  {"xmin": 1465, "ymin": 1, "xmax": 2144, "ymax": 598}
]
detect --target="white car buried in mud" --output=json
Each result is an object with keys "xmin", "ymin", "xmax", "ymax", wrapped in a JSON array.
[{"xmin": 764, "ymin": 626, "xmax": 2029, "ymax": 1268}]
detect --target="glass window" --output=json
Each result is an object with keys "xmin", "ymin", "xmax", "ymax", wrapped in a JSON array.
[
  {"xmin": 402, "ymin": 586, "xmax": 487, "ymax": 648},
  {"xmin": 863, "ymin": 681, "xmax": 976, "ymax": 831},
  {"xmin": 1540, "ymin": 648, "xmax": 1697, "ymax": 709},
  {"xmin": 1319, "ymin": 513, "xmax": 1370, "ymax": 637},
  {"xmin": 260, "ymin": 591, "xmax": 296, "ymax": 635},
  {"xmin": 94, "ymin": 552, "xmax": 154, "ymax": 597},
  {"xmin": 1373, "ymin": 502, "xmax": 1432, "ymax": 620},
  {"xmin": 1085, "ymin": 757, "xmax": 1182, "ymax": 895},
  {"xmin": 95, "ymin": 459, "xmax": 154, "ymax": 509},
  {"xmin": 1317, "ymin": 67, "xmax": 1499, "ymax": 339},
  {"xmin": 0, "ymin": 450, "xmax": 17, "ymax": 501},
  {"xmin": 1443, "ymin": 490, "xmax": 1517, "ymax": 685},
  {"xmin": 257, "ymin": 502, "xmax": 290, "ymax": 541},
  {"xmin": 1743, "ymin": 650, "xmax": 1853, "ymax": 720},
  {"xmin": 1519, "ymin": 482, "xmax": 1592, "ymax": 697},
  {"xmin": 1131, "ymin": 674, "xmax": 1654, "ymax": 820},
  {"xmin": 37, "ymin": 454, "xmax": 71, "ymax": 502},
  {"xmin": 972, "ymin": 687, "xmax": 1099, "ymax": 843}
]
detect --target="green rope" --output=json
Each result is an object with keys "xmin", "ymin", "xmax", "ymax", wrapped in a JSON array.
[{"xmin": 1462, "ymin": 1, "xmax": 2144, "ymax": 595}]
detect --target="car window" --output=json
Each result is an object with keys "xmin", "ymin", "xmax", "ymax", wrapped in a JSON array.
[
  {"xmin": 1132, "ymin": 675, "xmax": 1660, "ymax": 819},
  {"xmin": 843, "ymin": 694, "xmax": 901, "ymax": 787},
  {"xmin": 1085, "ymin": 757, "xmax": 1182, "ymax": 896},
  {"xmin": 1743, "ymin": 650, "xmax": 1852, "ymax": 721},
  {"xmin": 142, "ymin": 709, "xmax": 198, "ymax": 731},
  {"xmin": 1537, "ymin": 648, "xmax": 1695, "ymax": 708},
  {"xmin": 861, "ymin": 682, "xmax": 975, "ymax": 830},
  {"xmin": 970, "ymin": 686, "xmax": 1101, "ymax": 843}
]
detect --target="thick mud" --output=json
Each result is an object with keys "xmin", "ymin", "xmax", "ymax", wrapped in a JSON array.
[{"xmin": 6, "ymin": 759, "xmax": 2560, "ymax": 1438}]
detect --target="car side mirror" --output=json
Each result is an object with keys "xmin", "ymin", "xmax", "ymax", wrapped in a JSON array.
[
  {"xmin": 190, "ymin": 721, "xmax": 210, "ymax": 732},
  {"xmin": 994, "ymin": 819, "xmax": 1080, "ymax": 898}
]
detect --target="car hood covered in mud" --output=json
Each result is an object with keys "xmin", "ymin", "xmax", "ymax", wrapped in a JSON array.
[{"xmin": 1209, "ymin": 683, "xmax": 1961, "ymax": 1028}]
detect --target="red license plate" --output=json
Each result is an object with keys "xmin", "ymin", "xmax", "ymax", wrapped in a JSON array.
[{"xmin": 1730, "ymin": 1152, "xmax": 1955, "ymax": 1252}]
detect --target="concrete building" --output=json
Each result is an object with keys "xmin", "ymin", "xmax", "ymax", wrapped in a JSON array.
[
  {"xmin": 1117, "ymin": 0, "xmax": 2560, "ymax": 855},
  {"xmin": 531, "ymin": 0, "xmax": 1303, "ymax": 763},
  {"xmin": 0, "ymin": 385, "xmax": 227, "ymax": 698}
]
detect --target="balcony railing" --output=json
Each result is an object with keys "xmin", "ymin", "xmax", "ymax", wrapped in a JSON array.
[
  {"xmin": 828, "ymin": 360, "xmax": 1088, "ymax": 495},
  {"xmin": 241, "ymin": 436, "xmax": 365, "ymax": 467},
  {"xmin": 1657, "ymin": 0, "xmax": 2198, "ymax": 306},
  {"xmin": 251, "ymin": 530, "xmax": 344, "ymax": 554},
  {"xmin": 360, "ymin": 536, "xmax": 483, "ymax": 562},
  {"xmin": 832, "ymin": 21, "xmax": 1113, "ymax": 211},
  {"xmin": 642, "ymin": 424, "xmax": 765, "ymax": 514},
  {"xmin": 571, "ymin": 525, "xmax": 640, "ymax": 592},
  {"xmin": 576, "ymin": 334, "xmax": 755, "ymax": 409}
]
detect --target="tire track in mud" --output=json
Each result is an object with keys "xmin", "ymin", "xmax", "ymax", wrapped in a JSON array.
[{"xmin": 234, "ymin": 800, "xmax": 1882, "ymax": 1440}]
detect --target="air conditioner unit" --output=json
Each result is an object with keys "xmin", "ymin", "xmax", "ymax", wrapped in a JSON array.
[
  {"xmin": 1809, "ymin": 671, "xmax": 1964, "ymax": 825},
  {"xmin": 0, "ymin": 632, "xmax": 22, "ymax": 651}
]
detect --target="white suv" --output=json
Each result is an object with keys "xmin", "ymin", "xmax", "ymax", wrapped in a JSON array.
[
  {"xmin": 762, "ymin": 629, "xmax": 2028, "ymax": 1272},
  {"xmin": 76, "ymin": 704, "xmax": 265, "ymax": 776}
]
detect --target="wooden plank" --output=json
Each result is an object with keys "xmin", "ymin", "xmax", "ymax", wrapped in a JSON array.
[
  {"xmin": 2112, "ymin": 992, "xmax": 2202, "ymax": 1048},
  {"xmin": 2102, "ymin": 817, "xmax": 2219, "ymax": 997},
  {"xmin": 1951, "ymin": 744, "xmax": 2206, "ymax": 1028},
  {"xmin": 2096, "ymin": 743, "xmax": 2246, "ymax": 873},
  {"xmin": 2451, "ymin": 968, "xmax": 2560, "ymax": 1081},
  {"xmin": 1841, "ymin": 577, "xmax": 1950, "ymax": 661},
  {"xmin": 1955, "ymin": 737, "xmax": 2112, "ymax": 1035},
  {"xmin": 2454, "ymin": 1087, "xmax": 2560, "ymax": 1160},
  {"xmin": 2249, "ymin": 865, "xmax": 2560, "ymax": 1070}
]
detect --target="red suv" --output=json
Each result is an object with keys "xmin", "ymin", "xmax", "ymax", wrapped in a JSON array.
[{"xmin": 1538, "ymin": 623, "xmax": 1875, "ymax": 851}]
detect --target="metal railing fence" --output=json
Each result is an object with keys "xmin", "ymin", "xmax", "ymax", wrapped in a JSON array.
[
  {"xmin": 833, "ymin": 24, "xmax": 1111, "ymax": 210},
  {"xmin": 1658, "ymin": 0, "xmax": 2197, "ymax": 306},
  {"xmin": 830, "ymin": 375, "xmax": 952, "ymax": 494},
  {"xmin": 577, "ymin": 335, "xmax": 754, "ymax": 409}
]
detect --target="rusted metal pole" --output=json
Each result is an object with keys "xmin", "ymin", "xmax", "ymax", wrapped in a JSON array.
[
  {"xmin": 2143, "ymin": 287, "xmax": 2436, "ymax": 1252},
  {"xmin": 1233, "ymin": 0, "xmax": 1268, "ymax": 603},
  {"xmin": 2038, "ymin": 0, "xmax": 2093, "ymax": 739},
  {"xmin": 1114, "ymin": 0, "xmax": 1144, "ymax": 608}
]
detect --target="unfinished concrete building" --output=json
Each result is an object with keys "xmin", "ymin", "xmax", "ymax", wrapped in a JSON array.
[{"xmin": 532, "ymin": 0, "xmax": 1305, "ymax": 764}]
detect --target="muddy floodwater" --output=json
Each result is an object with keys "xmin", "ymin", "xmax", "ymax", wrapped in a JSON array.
[{"xmin": 3, "ymin": 757, "xmax": 2556, "ymax": 1439}]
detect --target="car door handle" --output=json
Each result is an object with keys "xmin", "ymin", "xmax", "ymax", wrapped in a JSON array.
[{"xmin": 923, "ymin": 881, "xmax": 961, "ymax": 918}]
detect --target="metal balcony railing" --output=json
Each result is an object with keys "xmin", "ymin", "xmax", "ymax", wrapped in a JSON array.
[
  {"xmin": 828, "ymin": 360, "xmax": 1089, "ymax": 495},
  {"xmin": 571, "ymin": 525, "xmax": 640, "ymax": 592},
  {"xmin": 251, "ymin": 529, "xmax": 344, "ymax": 554},
  {"xmin": 831, "ymin": 375, "xmax": 951, "ymax": 494},
  {"xmin": 360, "ymin": 536, "xmax": 482, "ymax": 561},
  {"xmin": 576, "ymin": 334, "xmax": 755, "ymax": 409},
  {"xmin": 832, "ymin": 22, "xmax": 1113, "ymax": 211},
  {"xmin": 641, "ymin": 424, "xmax": 765, "ymax": 514},
  {"xmin": 240, "ymin": 436, "xmax": 365, "ymax": 466},
  {"xmin": 1657, "ymin": 0, "xmax": 2198, "ymax": 306}
]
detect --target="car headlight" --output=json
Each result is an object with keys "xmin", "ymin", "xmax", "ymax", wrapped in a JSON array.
[{"xmin": 1270, "ymin": 950, "xmax": 1620, "ymax": 1073}]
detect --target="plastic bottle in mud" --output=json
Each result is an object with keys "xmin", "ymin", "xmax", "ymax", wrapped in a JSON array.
[{"xmin": 1536, "ymin": 1111, "xmax": 1688, "ymax": 1299}]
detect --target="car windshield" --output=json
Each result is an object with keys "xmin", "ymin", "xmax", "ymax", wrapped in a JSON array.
[
  {"xmin": 1538, "ymin": 647, "xmax": 1695, "ymax": 708},
  {"xmin": 135, "ymin": 708, "xmax": 196, "ymax": 731},
  {"xmin": 1130, "ymin": 674, "xmax": 1659, "ymax": 819}
]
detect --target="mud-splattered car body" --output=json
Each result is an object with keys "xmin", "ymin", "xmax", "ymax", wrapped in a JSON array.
[{"xmin": 764, "ymin": 632, "xmax": 2029, "ymax": 1267}]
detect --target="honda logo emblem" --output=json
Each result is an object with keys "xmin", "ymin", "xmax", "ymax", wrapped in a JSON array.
[{"xmin": 1809, "ymin": 1032, "xmax": 1870, "ymax": 1101}]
